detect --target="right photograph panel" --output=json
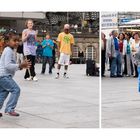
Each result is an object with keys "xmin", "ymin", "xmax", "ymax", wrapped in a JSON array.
[{"xmin": 101, "ymin": 12, "xmax": 140, "ymax": 128}]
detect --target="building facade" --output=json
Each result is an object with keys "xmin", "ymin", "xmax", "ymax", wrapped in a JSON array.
[{"xmin": 0, "ymin": 12, "xmax": 99, "ymax": 62}]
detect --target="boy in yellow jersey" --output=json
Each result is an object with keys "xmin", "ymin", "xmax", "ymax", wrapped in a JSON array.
[{"xmin": 56, "ymin": 24, "xmax": 74, "ymax": 79}]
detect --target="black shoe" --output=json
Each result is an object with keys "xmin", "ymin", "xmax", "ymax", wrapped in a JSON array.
[
  {"xmin": 0, "ymin": 113, "xmax": 2, "ymax": 117},
  {"xmin": 102, "ymin": 75, "xmax": 106, "ymax": 77},
  {"xmin": 110, "ymin": 75, "xmax": 117, "ymax": 78},
  {"xmin": 133, "ymin": 75, "xmax": 138, "ymax": 78},
  {"xmin": 117, "ymin": 75, "xmax": 123, "ymax": 77}
]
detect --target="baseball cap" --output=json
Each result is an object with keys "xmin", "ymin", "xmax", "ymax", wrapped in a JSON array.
[{"xmin": 64, "ymin": 24, "xmax": 70, "ymax": 29}]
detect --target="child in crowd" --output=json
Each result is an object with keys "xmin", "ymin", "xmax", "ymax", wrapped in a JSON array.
[{"xmin": 41, "ymin": 34, "xmax": 54, "ymax": 74}]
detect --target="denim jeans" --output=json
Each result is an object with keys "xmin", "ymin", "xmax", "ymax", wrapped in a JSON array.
[
  {"xmin": 116, "ymin": 51, "xmax": 122, "ymax": 75},
  {"xmin": 41, "ymin": 56, "xmax": 53, "ymax": 74},
  {"xmin": 110, "ymin": 57, "xmax": 116, "ymax": 76},
  {"xmin": 110, "ymin": 51, "xmax": 121, "ymax": 76},
  {"xmin": 0, "ymin": 76, "xmax": 20, "ymax": 113},
  {"xmin": 137, "ymin": 67, "xmax": 140, "ymax": 92}
]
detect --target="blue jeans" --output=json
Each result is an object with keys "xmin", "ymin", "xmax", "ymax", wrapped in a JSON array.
[
  {"xmin": 0, "ymin": 76, "xmax": 20, "ymax": 113},
  {"xmin": 111, "ymin": 57, "xmax": 117, "ymax": 76},
  {"xmin": 137, "ymin": 67, "xmax": 140, "ymax": 92},
  {"xmin": 110, "ymin": 51, "xmax": 121, "ymax": 76}
]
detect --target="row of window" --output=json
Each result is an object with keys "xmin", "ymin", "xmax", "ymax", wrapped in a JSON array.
[{"xmin": 72, "ymin": 46, "xmax": 97, "ymax": 60}]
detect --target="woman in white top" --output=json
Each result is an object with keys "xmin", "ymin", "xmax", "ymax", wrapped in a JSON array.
[
  {"xmin": 131, "ymin": 32, "xmax": 140, "ymax": 77},
  {"xmin": 123, "ymin": 32, "xmax": 133, "ymax": 77}
]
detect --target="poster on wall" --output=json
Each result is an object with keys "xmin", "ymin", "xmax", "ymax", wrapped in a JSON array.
[{"xmin": 101, "ymin": 12, "xmax": 118, "ymax": 29}]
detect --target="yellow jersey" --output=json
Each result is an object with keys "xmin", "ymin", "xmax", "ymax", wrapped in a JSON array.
[{"xmin": 57, "ymin": 32, "xmax": 74, "ymax": 55}]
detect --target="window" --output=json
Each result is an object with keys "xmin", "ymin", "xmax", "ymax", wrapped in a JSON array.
[
  {"xmin": 72, "ymin": 46, "xmax": 79, "ymax": 58},
  {"xmin": 85, "ymin": 46, "xmax": 96, "ymax": 60}
]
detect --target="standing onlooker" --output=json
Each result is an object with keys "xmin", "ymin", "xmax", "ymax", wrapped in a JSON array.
[
  {"xmin": 118, "ymin": 33, "xmax": 125, "ymax": 75},
  {"xmin": 55, "ymin": 24, "xmax": 74, "ymax": 79},
  {"xmin": 36, "ymin": 39, "xmax": 43, "ymax": 63},
  {"xmin": 52, "ymin": 39, "xmax": 57, "ymax": 68},
  {"xmin": 106, "ymin": 30, "xmax": 122, "ymax": 77},
  {"xmin": 74, "ymin": 24, "xmax": 78, "ymax": 33},
  {"xmin": 123, "ymin": 32, "xmax": 133, "ymax": 77},
  {"xmin": 101, "ymin": 32, "xmax": 106, "ymax": 77},
  {"xmin": 131, "ymin": 32, "xmax": 140, "ymax": 77},
  {"xmin": 78, "ymin": 49, "xmax": 84, "ymax": 64},
  {"xmin": 16, "ymin": 39, "xmax": 24, "ymax": 64},
  {"xmin": 41, "ymin": 34, "xmax": 54, "ymax": 74},
  {"xmin": 0, "ymin": 32, "xmax": 31, "ymax": 117},
  {"xmin": 22, "ymin": 19, "xmax": 38, "ymax": 81},
  {"xmin": 107, "ymin": 32, "xmax": 113, "ymax": 71}
]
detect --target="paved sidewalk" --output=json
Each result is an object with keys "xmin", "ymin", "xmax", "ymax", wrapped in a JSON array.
[
  {"xmin": 0, "ymin": 64, "xmax": 99, "ymax": 128},
  {"xmin": 102, "ymin": 71, "xmax": 140, "ymax": 128}
]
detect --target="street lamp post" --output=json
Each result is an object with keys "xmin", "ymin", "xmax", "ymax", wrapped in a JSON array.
[
  {"xmin": 67, "ymin": 12, "xmax": 69, "ymax": 23},
  {"xmin": 82, "ymin": 12, "xmax": 85, "ymax": 32}
]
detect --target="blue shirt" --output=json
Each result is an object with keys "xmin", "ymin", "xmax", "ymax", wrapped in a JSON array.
[
  {"xmin": 114, "ymin": 37, "xmax": 119, "ymax": 50},
  {"xmin": 41, "ymin": 39, "xmax": 54, "ymax": 57},
  {"xmin": 36, "ymin": 42, "xmax": 43, "ymax": 55}
]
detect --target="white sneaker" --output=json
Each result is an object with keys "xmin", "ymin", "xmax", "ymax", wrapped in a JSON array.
[
  {"xmin": 33, "ymin": 76, "xmax": 38, "ymax": 81},
  {"xmin": 26, "ymin": 77, "xmax": 32, "ymax": 81}
]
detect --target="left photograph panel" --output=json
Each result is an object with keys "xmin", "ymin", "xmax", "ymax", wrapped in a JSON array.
[{"xmin": 0, "ymin": 12, "xmax": 100, "ymax": 128}]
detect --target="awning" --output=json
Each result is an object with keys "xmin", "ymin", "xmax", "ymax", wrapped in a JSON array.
[
  {"xmin": 123, "ymin": 19, "xmax": 140, "ymax": 25},
  {"xmin": 0, "ymin": 12, "xmax": 46, "ymax": 19}
]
